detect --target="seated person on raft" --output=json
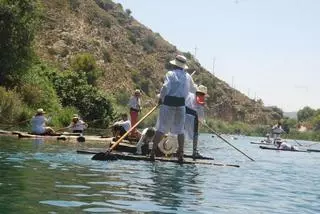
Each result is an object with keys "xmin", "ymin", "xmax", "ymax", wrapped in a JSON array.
[
  {"xmin": 136, "ymin": 127, "xmax": 156, "ymax": 155},
  {"xmin": 112, "ymin": 113, "xmax": 131, "ymax": 141},
  {"xmin": 67, "ymin": 114, "xmax": 88, "ymax": 134},
  {"xmin": 30, "ymin": 108, "xmax": 55, "ymax": 135},
  {"xmin": 261, "ymin": 133, "xmax": 272, "ymax": 144},
  {"xmin": 275, "ymin": 140, "xmax": 298, "ymax": 151}
]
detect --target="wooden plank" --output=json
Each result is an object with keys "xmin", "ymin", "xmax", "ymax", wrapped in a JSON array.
[
  {"xmin": 77, "ymin": 149, "xmax": 214, "ymax": 160},
  {"xmin": 306, "ymin": 149, "xmax": 320, "ymax": 153},
  {"xmin": 77, "ymin": 150, "xmax": 231, "ymax": 166}
]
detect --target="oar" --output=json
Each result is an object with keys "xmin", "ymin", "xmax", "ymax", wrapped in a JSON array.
[
  {"xmin": 1, "ymin": 118, "xmax": 30, "ymax": 129},
  {"xmin": 305, "ymin": 141, "xmax": 320, "ymax": 147},
  {"xmin": 92, "ymin": 105, "xmax": 159, "ymax": 160},
  {"xmin": 293, "ymin": 139, "xmax": 303, "ymax": 146},
  {"xmin": 202, "ymin": 122, "xmax": 255, "ymax": 161}
]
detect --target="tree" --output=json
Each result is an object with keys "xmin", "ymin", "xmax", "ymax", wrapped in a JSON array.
[
  {"xmin": 0, "ymin": 0, "xmax": 40, "ymax": 87},
  {"xmin": 49, "ymin": 70, "xmax": 114, "ymax": 127},
  {"xmin": 297, "ymin": 106, "xmax": 315, "ymax": 122},
  {"xmin": 270, "ymin": 106, "xmax": 283, "ymax": 118},
  {"xmin": 125, "ymin": 8, "xmax": 132, "ymax": 16}
]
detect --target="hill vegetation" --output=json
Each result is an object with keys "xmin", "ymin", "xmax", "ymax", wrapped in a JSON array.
[{"xmin": 0, "ymin": 0, "xmax": 289, "ymax": 134}]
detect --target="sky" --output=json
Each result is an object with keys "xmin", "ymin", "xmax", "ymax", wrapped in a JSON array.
[{"xmin": 113, "ymin": 0, "xmax": 320, "ymax": 112}]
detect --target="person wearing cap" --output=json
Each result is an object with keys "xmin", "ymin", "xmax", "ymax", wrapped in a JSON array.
[
  {"xmin": 128, "ymin": 89, "xmax": 142, "ymax": 138},
  {"xmin": 112, "ymin": 113, "xmax": 131, "ymax": 141},
  {"xmin": 30, "ymin": 108, "xmax": 55, "ymax": 135},
  {"xmin": 150, "ymin": 54, "xmax": 197, "ymax": 163},
  {"xmin": 184, "ymin": 85, "xmax": 208, "ymax": 160},
  {"xmin": 67, "ymin": 114, "xmax": 88, "ymax": 133}
]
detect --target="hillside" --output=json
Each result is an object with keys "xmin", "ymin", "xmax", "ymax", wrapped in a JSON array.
[{"xmin": 34, "ymin": 0, "xmax": 281, "ymax": 124}]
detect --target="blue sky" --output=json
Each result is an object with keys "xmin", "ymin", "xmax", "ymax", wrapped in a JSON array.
[{"xmin": 113, "ymin": 0, "xmax": 320, "ymax": 112}]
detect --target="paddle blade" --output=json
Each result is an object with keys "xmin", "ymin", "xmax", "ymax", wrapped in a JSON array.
[{"xmin": 91, "ymin": 152, "xmax": 118, "ymax": 161}]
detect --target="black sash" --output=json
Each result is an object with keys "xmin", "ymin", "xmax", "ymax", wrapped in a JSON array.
[
  {"xmin": 130, "ymin": 108, "xmax": 139, "ymax": 112},
  {"xmin": 163, "ymin": 96, "xmax": 185, "ymax": 107}
]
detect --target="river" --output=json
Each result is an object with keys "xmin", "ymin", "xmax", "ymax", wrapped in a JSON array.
[{"xmin": 0, "ymin": 134, "xmax": 319, "ymax": 213}]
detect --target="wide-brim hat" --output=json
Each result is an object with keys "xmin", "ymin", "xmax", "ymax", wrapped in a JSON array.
[
  {"xmin": 37, "ymin": 108, "xmax": 45, "ymax": 114},
  {"xmin": 158, "ymin": 135, "xmax": 178, "ymax": 155},
  {"xmin": 197, "ymin": 85, "xmax": 209, "ymax": 97},
  {"xmin": 134, "ymin": 89, "xmax": 141, "ymax": 95},
  {"xmin": 169, "ymin": 55, "xmax": 188, "ymax": 70}
]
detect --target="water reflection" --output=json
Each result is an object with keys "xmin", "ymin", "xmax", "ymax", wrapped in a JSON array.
[
  {"xmin": 33, "ymin": 138, "xmax": 44, "ymax": 149},
  {"xmin": 150, "ymin": 164, "xmax": 204, "ymax": 212}
]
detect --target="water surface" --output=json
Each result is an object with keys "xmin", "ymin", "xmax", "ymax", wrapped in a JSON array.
[{"xmin": 0, "ymin": 134, "xmax": 319, "ymax": 213}]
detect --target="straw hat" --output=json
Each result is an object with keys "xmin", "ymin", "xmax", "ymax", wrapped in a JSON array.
[
  {"xmin": 37, "ymin": 108, "xmax": 45, "ymax": 114},
  {"xmin": 134, "ymin": 89, "xmax": 141, "ymax": 95},
  {"xmin": 158, "ymin": 135, "xmax": 178, "ymax": 155},
  {"xmin": 169, "ymin": 55, "xmax": 188, "ymax": 69},
  {"xmin": 197, "ymin": 85, "xmax": 209, "ymax": 96}
]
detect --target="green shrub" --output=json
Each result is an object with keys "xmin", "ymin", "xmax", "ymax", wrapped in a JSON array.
[
  {"xmin": 49, "ymin": 70, "xmax": 115, "ymax": 127},
  {"xmin": 19, "ymin": 63, "xmax": 61, "ymax": 112},
  {"xmin": 50, "ymin": 106, "xmax": 78, "ymax": 128},
  {"xmin": 125, "ymin": 9, "xmax": 132, "ymax": 16},
  {"xmin": 69, "ymin": 0, "xmax": 80, "ymax": 10},
  {"xmin": 102, "ymin": 48, "xmax": 112, "ymax": 63},
  {"xmin": 0, "ymin": 0, "xmax": 40, "ymax": 87},
  {"xmin": 142, "ymin": 35, "xmax": 156, "ymax": 53},
  {"xmin": 71, "ymin": 53, "xmax": 102, "ymax": 85},
  {"xmin": 115, "ymin": 89, "xmax": 130, "ymax": 106},
  {"xmin": 71, "ymin": 53, "xmax": 96, "ymax": 73},
  {"xmin": 131, "ymin": 70, "xmax": 140, "ymax": 83},
  {"xmin": 0, "ymin": 87, "xmax": 29, "ymax": 123},
  {"xmin": 139, "ymin": 79, "xmax": 150, "ymax": 95},
  {"xmin": 127, "ymin": 31, "xmax": 136, "ymax": 44}
]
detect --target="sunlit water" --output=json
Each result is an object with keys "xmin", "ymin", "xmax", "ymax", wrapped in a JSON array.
[{"xmin": 0, "ymin": 134, "xmax": 320, "ymax": 214}]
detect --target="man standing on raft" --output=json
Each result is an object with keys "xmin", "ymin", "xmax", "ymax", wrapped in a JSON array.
[
  {"xmin": 150, "ymin": 55, "xmax": 197, "ymax": 163},
  {"xmin": 185, "ymin": 85, "xmax": 208, "ymax": 160}
]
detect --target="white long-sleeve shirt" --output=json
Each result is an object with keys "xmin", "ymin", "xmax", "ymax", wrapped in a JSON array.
[
  {"xmin": 31, "ymin": 115, "xmax": 47, "ymax": 134},
  {"xmin": 159, "ymin": 69, "xmax": 197, "ymax": 102},
  {"xmin": 128, "ymin": 96, "xmax": 141, "ymax": 110},
  {"xmin": 67, "ymin": 120, "xmax": 88, "ymax": 131},
  {"xmin": 185, "ymin": 93, "xmax": 205, "ymax": 122},
  {"xmin": 136, "ymin": 128, "xmax": 154, "ymax": 154},
  {"xmin": 114, "ymin": 120, "xmax": 131, "ymax": 131}
]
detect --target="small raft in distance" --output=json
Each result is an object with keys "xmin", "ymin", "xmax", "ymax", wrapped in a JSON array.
[{"xmin": 259, "ymin": 145, "xmax": 320, "ymax": 153}]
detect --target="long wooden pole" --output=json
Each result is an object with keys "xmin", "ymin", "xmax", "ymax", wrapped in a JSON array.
[
  {"xmin": 92, "ymin": 105, "xmax": 159, "ymax": 160},
  {"xmin": 202, "ymin": 122, "xmax": 255, "ymax": 161}
]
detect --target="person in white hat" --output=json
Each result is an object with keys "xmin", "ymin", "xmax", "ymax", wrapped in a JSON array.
[
  {"xmin": 67, "ymin": 114, "xmax": 88, "ymax": 133},
  {"xmin": 184, "ymin": 85, "xmax": 208, "ymax": 159},
  {"xmin": 128, "ymin": 89, "xmax": 142, "ymax": 138},
  {"xmin": 30, "ymin": 108, "xmax": 55, "ymax": 135},
  {"xmin": 150, "ymin": 54, "xmax": 197, "ymax": 163}
]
